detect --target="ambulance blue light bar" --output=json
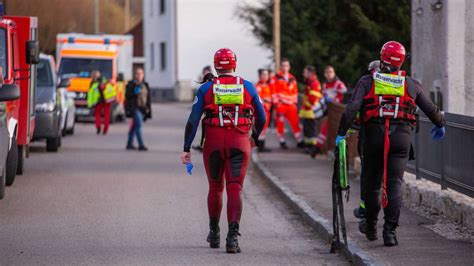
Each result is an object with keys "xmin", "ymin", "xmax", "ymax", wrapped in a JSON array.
[
  {"xmin": 104, "ymin": 38, "xmax": 111, "ymax": 45},
  {"xmin": 68, "ymin": 37, "xmax": 75, "ymax": 43}
]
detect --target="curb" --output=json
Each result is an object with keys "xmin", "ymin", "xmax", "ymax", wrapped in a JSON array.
[{"xmin": 251, "ymin": 151, "xmax": 378, "ymax": 266}]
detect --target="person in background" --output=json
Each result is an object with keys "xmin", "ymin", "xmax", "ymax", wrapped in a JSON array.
[
  {"xmin": 299, "ymin": 65, "xmax": 322, "ymax": 153},
  {"xmin": 310, "ymin": 66, "xmax": 348, "ymax": 155},
  {"xmin": 267, "ymin": 69, "xmax": 277, "ymax": 129},
  {"xmin": 125, "ymin": 68, "xmax": 151, "ymax": 151},
  {"xmin": 273, "ymin": 58, "xmax": 304, "ymax": 149},
  {"xmin": 192, "ymin": 66, "xmax": 215, "ymax": 152},
  {"xmin": 87, "ymin": 70, "xmax": 116, "ymax": 135},
  {"xmin": 323, "ymin": 65, "xmax": 347, "ymax": 103},
  {"xmin": 255, "ymin": 68, "xmax": 273, "ymax": 152}
]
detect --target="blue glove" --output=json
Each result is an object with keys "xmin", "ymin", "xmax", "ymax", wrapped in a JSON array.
[
  {"xmin": 186, "ymin": 163, "xmax": 193, "ymax": 175},
  {"xmin": 134, "ymin": 86, "xmax": 142, "ymax": 95},
  {"xmin": 335, "ymin": 135, "xmax": 345, "ymax": 146},
  {"xmin": 431, "ymin": 126, "xmax": 445, "ymax": 141}
]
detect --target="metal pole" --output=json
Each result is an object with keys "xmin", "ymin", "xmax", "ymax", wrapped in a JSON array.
[
  {"xmin": 273, "ymin": 0, "xmax": 281, "ymax": 72},
  {"xmin": 124, "ymin": 0, "xmax": 130, "ymax": 32},
  {"xmin": 94, "ymin": 0, "xmax": 100, "ymax": 34}
]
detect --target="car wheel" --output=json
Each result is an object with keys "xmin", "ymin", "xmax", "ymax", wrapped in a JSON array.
[
  {"xmin": 5, "ymin": 137, "xmax": 18, "ymax": 186},
  {"xmin": 62, "ymin": 112, "xmax": 68, "ymax": 137},
  {"xmin": 46, "ymin": 136, "xmax": 60, "ymax": 152},
  {"xmin": 16, "ymin": 145, "xmax": 25, "ymax": 176},
  {"xmin": 0, "ymin": 165, "xmax": 6, "ymax": 199},
  {"xmin": 66, "ymin": 117, "xmax": 75, "ymax": 135}
]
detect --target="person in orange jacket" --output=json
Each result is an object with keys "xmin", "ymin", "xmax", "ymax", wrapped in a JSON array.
[
  {"xmin": 273, "ymin": 58, "xmax": 304, "ymax": 149},
  {"xmin": 255, "ymin": 68, "xmax": 273, "ymax": 152},
  {"xmin": 299, "ymin": 65, "xmax": 322, "ymax": 153}
]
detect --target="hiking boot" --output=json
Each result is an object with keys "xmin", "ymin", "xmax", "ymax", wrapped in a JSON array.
[
  {"xmin": 383, "ymin": 224, "xmax": 398, "ymax": 247},
  {"xmin": 126, "ymin": 145, "xmax": 137, "ymax": 150},
  {"xmin": 138, "ymin": 146, "xmax": 148, "ymax": 151},
  {"xmin": 206, "ymin": 218, "xmax": 220, "ymax": 248},
  {"xmin": 96, "ymin": 127, "xmax": 101, "ymax": 135},
  {"xmin": 310, "ymin": 146, "xmax": 322, "ymax": 158},
  {"xmin": 353, "ymin": 204, "xmax": 366, "ymax": 219},
  {"xmin": 226, "ymin": 222, "xmax": 241, "ymax": 253},
  {"xmin": 280, "ymin": 142, "xmax": 288, "ymax": 150},
  {"xmin": 192, "ymin": 145, "xmax": 203, "ymax": 152},
  {"xmin": 257, "ymin": 141, "xmax": 272, "ymax": 153},
  {"xmin": 297, "ymin": 141, "xmax": 306, "ymax": 149},
  {"xmin": 360, "ymin": 219, "xmax": 377, "ymax": 241}
]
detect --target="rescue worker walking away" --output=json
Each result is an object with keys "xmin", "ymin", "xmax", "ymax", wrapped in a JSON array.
[
  {"xmin": 299, "ymin": 65, "xmax": 322, "ymax": 153},
  {"xmin": 336, "ymin": 41, "xmax": 445, "ymax": 246},
  {"xmin": 273, "ymin": 58, "xmax": 304, "ymax": 149},
  {"xmin": 255, "ymin": 68, "xmax": 273, "ymax": 152},
  {"xmin": 87, "ymin": 70, "xmax": 117, "ymax": 135},
  {"xmin": 125, "ymin": 68, "xmax": 151, "ymax": 151},
  {"xmin": 181, "ymin": 48, "xmax": 266, "ymax": 253}
]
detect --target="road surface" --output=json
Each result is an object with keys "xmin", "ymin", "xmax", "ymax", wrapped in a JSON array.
[{"xmin": 0, "ymin": 103, "xmax": 347, "ymax": 265}]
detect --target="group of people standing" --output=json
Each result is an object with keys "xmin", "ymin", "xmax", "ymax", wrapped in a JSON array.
[
  {"xmin": 87, "ymin": 68, "xmax": 151, "ymax": 151},
  {"xmin": 254, "ymin": 59, "xmax": 347, "ymax": 157}
]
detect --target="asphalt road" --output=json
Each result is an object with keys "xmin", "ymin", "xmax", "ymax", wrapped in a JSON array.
[{"xmin": 0, "ymin": 103, "xmax": 347, "ymax": 265}]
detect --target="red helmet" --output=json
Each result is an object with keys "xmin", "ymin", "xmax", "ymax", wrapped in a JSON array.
[
  {"xmin": 214, "ymin": 48, "xmax": 237, "ymax": 70},
  {"xmin": 380, "ymin": 41, "xmax": 406, "ymax": 68}
]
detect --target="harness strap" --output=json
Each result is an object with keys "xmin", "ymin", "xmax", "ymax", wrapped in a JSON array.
[{"xmin": 382, "ymin": 118, "xmax": 390, "ymax": 209}]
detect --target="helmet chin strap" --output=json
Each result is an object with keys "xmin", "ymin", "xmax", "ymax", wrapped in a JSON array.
[{"xmin": 380, "ymin": 62, "xmax": 399, "ymax": 74}]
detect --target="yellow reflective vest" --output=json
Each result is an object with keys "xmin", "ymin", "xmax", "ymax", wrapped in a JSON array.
[{"xmin": 87, "ymin": 79, "xmax": 117, "ymax": 108}]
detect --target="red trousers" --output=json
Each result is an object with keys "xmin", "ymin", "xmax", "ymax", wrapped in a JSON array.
[
  {"xmin": 276, "ymin": 103, "xmax": 302, "ymax": 143},
  {"xmin": 94, "ymin": 102, "xmax": 111, "ymax": 134},
  {"xmin": 203, "ymin": 126, "xmax": 251, "ymax": 223}
]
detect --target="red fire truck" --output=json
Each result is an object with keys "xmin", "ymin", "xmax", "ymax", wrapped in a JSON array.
[{"xmin": 0, "ymin": 4, "xmax": 39, "ymax": 198}]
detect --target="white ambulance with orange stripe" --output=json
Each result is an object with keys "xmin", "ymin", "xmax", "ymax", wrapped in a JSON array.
[{"xmin": 56, "ymin": 33, "xmax": 133, "ymax": 121}]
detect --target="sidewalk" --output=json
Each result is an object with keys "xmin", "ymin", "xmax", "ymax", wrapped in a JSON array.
[{"xmin": 252, "ymin": 132, "xmax": 473, "ymax": 265}]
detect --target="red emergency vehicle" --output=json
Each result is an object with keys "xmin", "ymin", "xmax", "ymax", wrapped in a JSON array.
[{"xmin": 0, "ymin": 4, "xmax": 39, "ymax": 198}]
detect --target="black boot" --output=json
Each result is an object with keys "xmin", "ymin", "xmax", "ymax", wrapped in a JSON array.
[
  {"xmin": 360, "ymin": 219, "xmax": 377, "ymax": 241},
  {"xmin": 297, "ymin": 141, "xmax": 306, "ymax": 149},
  {"xmin": 383, "ymin": 223, "xmax": 398, "ymax": 247},
  {"xmin": 280, "ymin": 142, "xmax": 288, "ymax": 150},
  {"xmin": 226, "ymin": 222, "xmax": 241, "ymax": 253},
  {"xmin": 353, "ymin": 203, "xmax": 366, "ymax": 219},
  {"xmin": 258, "ymin": 140, "xmax": 272, "ymax": 153},
  {"xmin": 310, "ymin": 146, "xmax": 321, "ymax": 158},
  {"xmin": 207, "ymin": 218, "xmax": 220, "ymax": 248}
]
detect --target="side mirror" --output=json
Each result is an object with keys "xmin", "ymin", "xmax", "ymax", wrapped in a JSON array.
[
  {"xmin": 58, "ymin": 78, "xmax": 71, "ymax": 88},
  {"xmin": 26, "ymin": 40, "xmax": 40, "ymax": 65},
  {"xmin": 0, "ymin": 84, "xmax": 20, "ymax": 102},
  {"xmin": 117, "ymin": 73, "xmax": 124, "ymax": 82}
]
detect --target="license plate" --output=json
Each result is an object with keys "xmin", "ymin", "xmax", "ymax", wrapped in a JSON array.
[{"xmin": 76, "ymin": 108, "xmax": 90, "ymax": 115}]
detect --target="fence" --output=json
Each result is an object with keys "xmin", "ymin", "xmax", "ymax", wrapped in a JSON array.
[{"xmin": 407, "ymin": 112, "xmax": 474, "ymax": 197}]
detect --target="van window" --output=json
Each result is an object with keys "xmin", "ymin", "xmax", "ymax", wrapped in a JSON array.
[
  {"xmin": 58, "ymin": 58, "xmax": 113, "ymax": 80},
  {"xmin": 0, "ymin": 29, "xmax": 6, "ymax": 79},
  {"xmin": 37, "ymin": 59, "xmax": 54, "ymax": 86}
]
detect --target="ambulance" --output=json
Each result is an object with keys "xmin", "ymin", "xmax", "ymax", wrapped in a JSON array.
[
  {"xmin": 56, "ymin": 33, "xmax": 133, "ymax": 122},
  {"xmin": 0, "ymin": 3, "xmax": 39, "ymax": 197}
]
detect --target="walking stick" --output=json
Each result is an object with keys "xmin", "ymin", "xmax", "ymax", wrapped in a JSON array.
[{"xmin": 330, "ymin": 139, "xmax": 350, "ymax": 253}]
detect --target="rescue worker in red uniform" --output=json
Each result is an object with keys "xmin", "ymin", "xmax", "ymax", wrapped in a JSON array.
[
  {"xmin": 273, "ymin": 58, "xmax": 304, "ymax": 149},
  {"xmin": 336, "ymin": 41, "xmax": 445, "ymax": 246},
  {"xmin": 255, "ymin": 68, "xmax": 273, "ymax": 152},
  {"xmin": 299, "ymin": 65, "xmax": 322, "ymax": 152},
  {"xmin": 181, "ymin": 48, "xmax": 266, "ymax": 253},
  {"xmin": 311, "ymin": 66, "xmax": 347, "ymax": 155}
]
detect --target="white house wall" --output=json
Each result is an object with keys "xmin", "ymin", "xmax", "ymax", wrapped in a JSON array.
[{"xmin": 143, "ymin": 0, "xmax": 177, "ymax": 94}]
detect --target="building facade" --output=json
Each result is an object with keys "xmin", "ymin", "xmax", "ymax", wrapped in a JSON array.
[
  {"xmin": 143, "ymin": 0, "xmax": 272, "ymax": 101},
  {"xmin": 411, "ymin": 0, "xmax": 474, "ymax": 116}
]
